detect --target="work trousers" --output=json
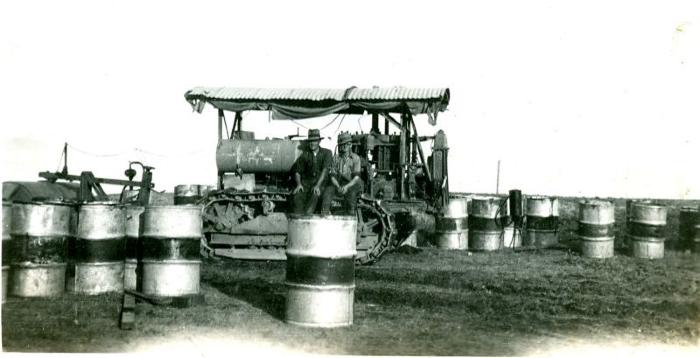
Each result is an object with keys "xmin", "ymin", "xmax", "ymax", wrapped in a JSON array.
[
  {"xmin": 320, "ymin": 182, "xmax": 363, "ymax": 216},
  {"xmin": 291, "ymin": 184, "xmax": 321, "ymax": 215}
]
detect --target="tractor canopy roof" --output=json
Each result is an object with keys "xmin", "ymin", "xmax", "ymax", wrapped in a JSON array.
[{"xmin": 185, "ymin": 87, "xmax": 450, "ymax": 124}]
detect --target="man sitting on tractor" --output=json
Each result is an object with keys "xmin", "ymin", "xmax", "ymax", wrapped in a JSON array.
[
  {"xmin": 321, "ymin": 132, "xmax": 363, "ymax": 216},
  {"xmin": 290, "ymin": 128, "xmax": 333, "ymax": 214}
]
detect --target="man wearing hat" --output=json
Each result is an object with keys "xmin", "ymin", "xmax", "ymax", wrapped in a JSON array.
[
  {"xmin": 320, "ymin": 132, "xmax": 363, "ymax": 215},
  {"xmin": 290, "ymin": 128, "xmax": 333, "ymax": 214}
]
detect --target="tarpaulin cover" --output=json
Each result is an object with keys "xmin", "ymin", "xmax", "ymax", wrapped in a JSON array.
[{"xmin": 185, "ymin": 87, "xmax": 450, "ymax": 124}]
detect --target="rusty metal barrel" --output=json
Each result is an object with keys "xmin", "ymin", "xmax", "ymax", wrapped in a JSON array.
[
  {"xmin": 629, "ymin": 202, "xmax": 667, "ymax": 259},
  {"xmin": 434, "ymin": 197, "xmax": 469, "ymax": 250},
  {"xmin": 468, "ymin": 196, "xmax": 505, "ymax": 251},
  {"xmin": 67, "ymin": 202, "xmax": 125, "ymax": 295},
  {"xmin": 2, "ymin": 201, "xmax": 11, "ymax": 302},
  {"xmin": 285, "ymin": 215, "xmax": 357, "ymax": 327},
  {"xmin": 9, "ymin": 201, "xmax": 71, "ymax": 297},
  {"xmin": 141, "ymin": 205, "xmax": 202, "ymax": 297},
  {"xmin": 577, "ymin": 200, "xmax": 615, "ymax": 258},
  {"xmin": 174, "ymin": 184, "xmax": 201, "ymax": 205},
  {"xmin": 678, "ymin": 206, "xmax": 698, "ymax": 251},
  {"xmin": 524, "ymin": 196, "xmax": 559, "ymax": 248},
  {"xmin": 124, "ymin": 205, "xmax": 144, "ymax": 291}
]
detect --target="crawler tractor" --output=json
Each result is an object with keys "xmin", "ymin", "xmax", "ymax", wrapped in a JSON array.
[{"xmin": 184, "ymin": 87, "xmax": 451, "ymax": 265}]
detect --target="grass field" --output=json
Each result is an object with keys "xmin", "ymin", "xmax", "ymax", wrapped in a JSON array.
[{"xmin": 2, "ymin": 196, "xmax": 699, "ymax": 355}]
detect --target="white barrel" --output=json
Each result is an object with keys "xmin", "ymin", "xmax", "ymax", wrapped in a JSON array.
[
  {"xmin": 503, "ymin": 223, "xmax": 522, "ymax": 249},
  {"xmin": 141, "ymin": 205, "xmax": 202, "ymax": 297},
  {"xmin": 10, "ymin": 202, "xmax": 72, "ymax": 297},
  {"xmin": 524, "ymin": 196, "xmax": 559, "ymax": 248},
  {"xmin": 578, "ymin": 200, "xmax": 615, "ymax": 258},
  {"xmin": 434, "ymin": 197, "xmax": 469, "ymax": 250},
  {"xmin": 468, "ymin": 196, "xmax": 506, "ymax": 251},
  {"xmin": 629, "ymin": 202, "xmax": 667, "ymax": 259},
  {"xmin": 285, "ymin": 215, "xmax": 357, "ymax": 328},
  {"xmin": 67, "ymin": 202, "xmax": 126, "ymax": 295},
  {"xmin": 124, "ymin": 205, "xmax": 145, "ymax": 290}
]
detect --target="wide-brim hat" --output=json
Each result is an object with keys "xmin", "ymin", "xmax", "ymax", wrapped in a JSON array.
[
  {"xmin": 304, "ymin": 128, "xmax": 323, "ymax": 141},
  {"xmin": 337, "ymin": 132, "xmax": 352, "ymax": 145}
]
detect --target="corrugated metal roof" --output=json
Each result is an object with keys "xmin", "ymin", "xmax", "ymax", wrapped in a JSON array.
[{"xmin": 186, "ymin": 87, "xmax": 448, "ymax": 102}]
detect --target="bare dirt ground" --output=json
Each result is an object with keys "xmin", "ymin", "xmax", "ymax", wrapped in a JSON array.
[{"xmin": 2, "ymin": 197, "xmax": 699, "ymax": 355}]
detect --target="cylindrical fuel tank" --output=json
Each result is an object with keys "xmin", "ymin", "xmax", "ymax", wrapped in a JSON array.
[
  {"xmin": 141, "ymin": 205, "xmax": 202, "ymax": 297},
  {"xmin": 468, "ymin": 196, "xmax": 506, "ymax": 251},
  {"xmin": 578, "ymin": 200, "xmax": 615, "ymax": 258},
  {"xmin": 124, "ymin": 205, "xmax": 144, "ymax": 291},
  {"xmin": 524, "ymin": 196, "xmax": 559, "ymax": 248},
  {"xmin": 174, "ymin": 184, "xmax": 201, "ymax": 205},
  {"xmin": 10, "ymin": 201, "xmax": 71, "ymax": 297},
  {"xmin": 67, "ymin": 202, "xmax": 125, "ymax": 295},
  {"xmin": 2, "ymin": 201, "xmax": 11, "ymax": 302},
  {"xmin": 285, "ymin": 215, "xmax": 356, "ymax": 328},
  {"xmin": 434, "ymin": 197, "xmax": 469, "ymax": 250},
  {"xmin": 216, "ymin": 139, "xmax": 303, "ymax": 174},
  {"xmin": 629, "ymin": 202, "xmax": 667, "ymax": 259},
  {"xmin": 678, "ymin": 206, "xmax": 698, "ymax": 251}
]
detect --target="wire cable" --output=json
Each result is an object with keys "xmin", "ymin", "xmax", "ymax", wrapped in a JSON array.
[{"xmin": 67, "ymin": 144, "xmax": 126, "ymax": 157}]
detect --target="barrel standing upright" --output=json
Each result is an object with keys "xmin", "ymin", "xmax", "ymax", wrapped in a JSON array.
[
  {"xmin": 140, "ymin": 205, "xmax": 202, "ymax": 297},
  {"xmin": 285, "ymin": 215, "xmax": 357, "ymax": 327},
  {"xmin": 67, "ymin": 202, "xmax": 126, "ymax": 295},
  {"xmin": 468, "ymin": 196, "xmax": 505, "ymax": 251},
  {"xmin": 434, "ymin": 197, "xmax": 469, "ymax": 250},
  {"xmin": 628, "ymin": 202, "xmax": 667, "ymax": 259},
  {"xmin": 524, "ymin": 196, "xmax": 559, "ymax": 248},
  {"xmin": 2, "ymin": 201, "xmax": 12, "ymax": 302},
  {"xmin": 10, "ymin": 201, "xmax": 72, "ymax": 297},
  {"xmin": 578, "ymin": 200, "xmax": 615, "ymax": 258}
]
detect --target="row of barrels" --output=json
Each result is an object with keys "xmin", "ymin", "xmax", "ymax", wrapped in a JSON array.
[
  {"xmin": 435, "ymin": 195, "xmax": 559, "ymax": 251},
  {"xmin": 434, "ymin": 196, "xmax": 700, "ymax": 259},
  {"xmin": 1, "ymin": 201, "xmax": 202, "ymax": 303}
]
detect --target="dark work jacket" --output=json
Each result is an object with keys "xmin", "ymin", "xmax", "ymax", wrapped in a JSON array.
[{"xmin": 291, "ymin": 147, "xmax": 333, "ymax": 188}]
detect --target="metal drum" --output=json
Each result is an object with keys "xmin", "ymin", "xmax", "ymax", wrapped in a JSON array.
[
  {"xmin": 468, "ymin": 196, "xmax": 505, "ymax": 251},
  {"xmin": 434, "ymin": 197, "xmax": 469, "ymax": 250},
  {"xmin": 124, "ymin": 205, "xmax": 145, "ymax": 291},
  {"xmin": 524, "ymin": 196, "xmax": 559, "ymax": 248},
  {"xmin": 285, "ymin": 215, "xmax": 357, "ymax": 328},
  {"xmin": 503, "ymin": 223, "xmax": 522, "ymax": 249},
  {"xmin": 678, "ymin": 207, "xmax": 698, "ymax": 251},
  {"xmin": 2, "ymin": 201, "xmax": 11, "ymax": 302},
  {"xmin": 10, "ymin": 201, "xmax": 71, "ymax": 297},
  {"xmin": 198, "ymin": 185, "xmax": 216, "ymax": 198},
  {"xmin": 141, "ymin": 205, "xmax": 202, "ymax": 297},
  {"xmin": 174, "ymin": 184, "xmax": 201, "ymax": 205},
  {"xmin": 578, "ymin": 200, "xmax": 615, "ymax": 258},
  {"xmin": 629, "ymin": 202, "xmax": 667, "ymax": 259},
  {"xmin": 67, "ymin": 202, "xmax": 125, "ymax": 295}
]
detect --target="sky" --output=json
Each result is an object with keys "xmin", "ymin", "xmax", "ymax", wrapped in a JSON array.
[{"xmin": 1, "ymin": 0, "xmax": 699, "ymax": 199}]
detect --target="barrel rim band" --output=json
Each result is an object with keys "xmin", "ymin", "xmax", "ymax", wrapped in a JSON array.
[
  {"xmin": 75, "ymin": 234, "xmax": 126, "ymax": 240},
  {"xmin": 71, "ymin": 261, "xmax": 125, "ymax": 267},
  {"xmin": 140, "ymin": 259, "xmax": 202, "ymax": 264},
  {"xmin": 141, "ymin": 235, "xmax": 201, "ymax": 240},
  {"xmin": 630, "ymin": 219, "xmax": 667, "ymax": 226},
  {"xmin": 11, "ymin": 262, "xmax": 67, "ymax": 268},
  {"xmin": 284, "ymin": 282, "xmax": 356, "ymax": 290},
  {"xmin": 578, "ymin": 219, "xmax": 615, "ymax": 225},
  {"xmin": 577, "ymin": 235, "xmax": 615, "ymax": 242},
  {"xmin": 285, "ymin": 251, "xmax": 356, "ymax": 259},
  {"xmin": 630, "ymin": 236, "xmax": 665, "ymax": 243}
]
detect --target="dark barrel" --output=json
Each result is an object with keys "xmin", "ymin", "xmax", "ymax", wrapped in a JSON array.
[
  {"xmin": 67, "ymin": 202, "xmax": 126, "ymax": 295},
  {"xmin": 629, "ymin": 202, "xmax": 667, "ymax": 259},
  {"xmin": 468, "ymin": 196, "xmax": 505, "ymax": 251},
  {"xmin": 285, "ymin": 215, "xmax": 357, "ymax": 327},
  {"xmin": 434, "ymin": 197, "xmax": 469, "ymax": 250},
  {"xmin": 524, "ymin": 196, "xmax": 559, "ymax": 248},
  {"xmin": 10, "ymin": 201, "xmax": 71, "ymax": 297},
  {"xmin": 141, "ymin": 205, "xmax": 202, "ymax": 297},
  {"xmin": 124, "ymin": 205, "xmax": 144, "ymax": 290},
  {"xmin": 578, "ymin": 200, "xmax": 615, "ymax": 258},
  {"xmin": 678, "ymin": 206, "xmax": 698, "ymax": 251}
]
